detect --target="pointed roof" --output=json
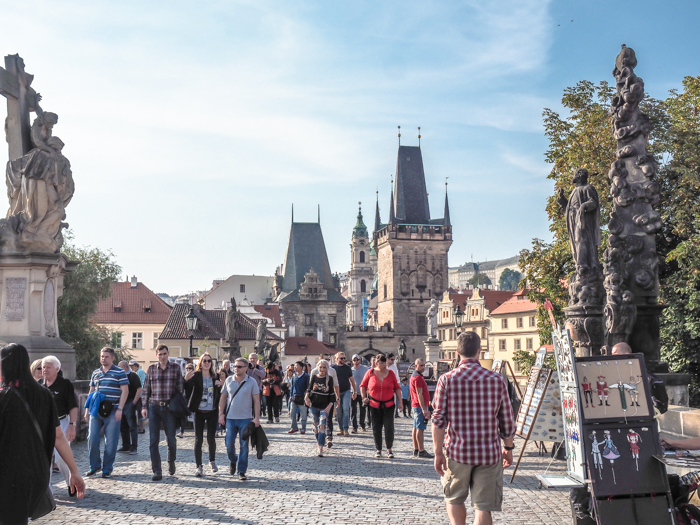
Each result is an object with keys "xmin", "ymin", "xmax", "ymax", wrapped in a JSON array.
[
  {"xmin": 444, "ymin": 189, "xmax": 451, "ymax": 227},
  {"xmin": 277, "ymin": 221, "xmax": 345, "ymax": 302},
  {"xmin": 394, "ymin": 145, "xmax": 430, "ymax": 224},
  {"xmin": 374, "ymin": 194, "xmax": 381, "ymax": 232},
  {"xmin": 389, "ymin": 188, "xmax": 396, "ymax": 223},
  {"xmin": 353, "ymin": 204, "xmax": 368, "ymax": 239}
]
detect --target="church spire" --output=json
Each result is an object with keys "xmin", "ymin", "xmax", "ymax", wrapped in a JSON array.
[
  {"xmin": 374, "ymin": 190, "xmax": 381, "ymax": 232},
  {"xmin": 389, "ymin": 187, "xmax": 396, "ymax": 223},
  {"xmin": 443, "ymin": 181, "xmax": 451, "ymax": 227},
  {"xmin": 353, "ymin": 202, "xmax": 368, "ymax": 238}
]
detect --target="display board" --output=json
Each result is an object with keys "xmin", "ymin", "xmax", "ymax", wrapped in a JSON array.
[
  {"xmin": 575, "ymin": 355, "xmax": 653, "ymax": 424},
  {"xmin": 654, "ymin": 452, "xmax": 700, "ymax": 470},
  {"xmin": 515, "ymin": 367, "xmax": 546, "ymax": 436},
  {"xmin": 492, "ymin": 359, "xmax": 523, "ymax": 398},
  {"xmin": 528, "ymin": 371, "xmax": 564, "ymax": 443}
]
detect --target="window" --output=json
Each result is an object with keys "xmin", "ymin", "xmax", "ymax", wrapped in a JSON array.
[
  {"xmin": 516, "ymin": 317, "xmax": 523, "ymax": 328},
  {"xmin": 526, "ymin": 338, "xmax": 533, "ymax": 350},
  {"xmin": 111, "ymin": 331, "xmax": 123, "ymax": 348},
  {"xmin": 329, "ymin": 333, "xmax": 337, "ymax": 345},
  {"xmin": 384, "ymin": 284, "xmax": 387, "ymax": 299},
  {"xmin": 359, "ymin": 251, "xmax": 365, "ymax": 263},
  {"xmin": 529, "ymin": 316, "xmax": 536, "ymax": 327},
  {"xmin": 152, "ymin": 332, "xmax": 160, "ymax": 349},
  {"xmin": 501, "ymin": 319, "xmax": 508, "ymax": 329},
  {"xmin": 240, "ymin": 284, "xmax": 245, "ymax": 293},
  {"xmin": 514, "ymin": 339, "xmax": 521, "ymax": 350},
  {"xmin": 304, "ymin": 314, "xmax": 313, "ymax": 326},
  {"xmin": 514, "ymin": 361, "xmax": 521, "ymax": 372},
  {"xmin": 417, "ymin": 314, "xmax": 427, "ymax": 335},
  {"xmin": 360, "ymin": 280, "xmax": 366, "ymax": 293},
  {"xmin": 499, "ymin": 339, "xmax": 506, "ymax": 351},
  {"xmin": 131, "ymin": 332, "xmax": 143, "ymax": 349},
  {"xmin": 329, "ymin": 315, "xmax": 336, "ymax": 326},
  {"xmin": 305, "ymin": 333, "xmax": 314, "ymax": 337}
]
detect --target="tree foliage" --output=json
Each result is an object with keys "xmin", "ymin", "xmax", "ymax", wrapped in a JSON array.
[
  {"xmin": 498, "ymin": 268, "xmax": 523, "ymax": 291},
  {"xmin": 58, "ymin": 235, "xmax": 123, "ymax": 379},
  {"xmin": 468, "ymin": 273, "xmax": 491, "ymax": 287},
  {"xmin": 519, "ymin": 77, "xmax": 700, "ymax": 403},
  {"xmin": 512, "ymin": 350, "xmax": 556, "ymax": 378}
]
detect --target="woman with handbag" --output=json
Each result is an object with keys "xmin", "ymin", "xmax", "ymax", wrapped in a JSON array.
[
  {"xmin": 0, "ymin": 343, "xmax": 85, "ymax": 524},
  {"xmin": 262, "ymin": 362, "xmax": 282, "ymax": 423},
  {"xmin": 360, "ymin": 354, "xmax": 403, "ymax": 458},
  {"xmin": 184, "ymin": 353, "xmax": 222, "ymax": 478},
  {"xmin": 287, "ymin": 361, "xmax": 310, "ymax": 434},
  {"xmin": 305, "ymin": 359, "xmax": 336, "ymax": 457}
]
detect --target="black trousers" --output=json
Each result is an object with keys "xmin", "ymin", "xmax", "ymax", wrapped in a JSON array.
[
  {"xmin": 369, "ymin": 405, "xmax": 395, "ymax": 451},
  {"xmin": 402, "ymin": 399, "xmax": 410, "ymax": 417},
  {"xmin": 351, "ymin": 396, "xmax": 368, "ymax": 429},
  {"xmin": 194, "ymin": 410, "xmax": 217, "ymax": 466},
  {"xmin": 265, "ymin": 393, "xmax": 280, "ymax": 421}
]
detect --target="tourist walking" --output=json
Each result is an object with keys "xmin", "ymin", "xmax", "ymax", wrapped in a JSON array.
[
  {"xmin": 30, "ymin": 358, "xmax": 43, "ymax": 381},
  {"xmin": 305, "ymin": 359, "xmax": 336, "ymax": 457},
  {"xmin": 85, "ymin": 347, "xmax": 129, "ymax": 478},
  {"xmin": 247, "ymin": 353, "xmax": 266, "ymax": 416},
  {"xmin": 432, "ymin": 332, "xmax": 515, "ymax": 525},
  {"xmin": 410, "ymin": 358, "xmax": 433, "ymax": 459},
  {"xmin": 351, "ymin": 355, "xmax": 370, "ymax": 433},
  {"xmin": 39, "ymin": 356, "xmax": 79, "ymax": 493},
  {"xmin": 176, "ymin": 362, "xmax": 194, "ymax": 438},
  {"xmin": 262, "ymin": 362, "xmax": 282, "ymax": 423},
  {"xmin": 360, "ymin": 355, "xmax": 403, "ymax": 458},
  {"xmin": 129, "ymin": 360, "xmax": 147, "ymax": 434},
  {"xmin": 331, "ymin": 351, "xmax": 357, "ymax": 436},
  {"xmin": 288, "ymin": 361, "xmax": 309, "ymax": 434},
  {"xmin": 219, "ymin": 357, "xmax": 261, "ymax": 481},
  {"xmin": 184, "ymin": 352, "xmax": 222, "ymax": 477},
  {"xmin": 401, "ymin": 378, "xmax": 411, "ymax": 417},
  {"xmin": 312, "ymin": 354, "xmax": 340, "ymax": 447},
  {"xmin": 0, "ymin": 344, "xmax": 85, "ymax": 524},
  {"xmin": 141, "ymin": 345, "xmax": 184, "ymax": 481},
  {"xmin": 282, "ymin": 366, "xmax": 293, "ymax": 411},
  {"xmin": 117, "ymin": 360, "xmax": 142, "ymax": 455}
]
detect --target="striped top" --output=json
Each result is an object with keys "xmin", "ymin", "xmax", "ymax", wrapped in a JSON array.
[
  {"xmin": 90, "ymin": 365, "xmax": 129, "ymax": 403},
  {"xmin": 432, "ymin": 358, "xmax": 515, "ymax": 465}
]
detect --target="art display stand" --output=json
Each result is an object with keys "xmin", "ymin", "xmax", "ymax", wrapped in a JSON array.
[
  {"xmin": 491, "ymin": 358, "xmax": 524, "ymax": 399},
  {"xmin": 0, "ymin": 252, "xmax": 77, "ymax": 378}
]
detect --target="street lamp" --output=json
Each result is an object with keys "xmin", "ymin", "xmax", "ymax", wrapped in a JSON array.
[
  {"xmin": 185, "ymin": 306, "xmax": 198, "ymax": 357},
  {"xmin": 453, "ymin": 304, "xmax": 464, "ymax": 334}
]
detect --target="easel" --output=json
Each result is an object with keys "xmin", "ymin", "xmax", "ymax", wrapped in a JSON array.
[
  {"xmin": 510, "ymin": 366, "xmax": 553, "ymax": 482},
  {"xmin": 492, "ymin": 358, "xmax": 523, "ymax": 399}
]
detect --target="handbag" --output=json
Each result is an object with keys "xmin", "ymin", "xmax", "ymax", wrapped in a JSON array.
[
  {"xmin": 11, "ymin": 388, "xmax": 57, "ymax": 520},
  {"xmin": 169, "ymin": 390, "xmax": 191, "ymax": 419}
]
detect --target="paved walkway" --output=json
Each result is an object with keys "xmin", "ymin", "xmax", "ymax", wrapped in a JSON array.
[{"xmin": 44, "ymin": 415, "xmax": 572, "ymax": 524}]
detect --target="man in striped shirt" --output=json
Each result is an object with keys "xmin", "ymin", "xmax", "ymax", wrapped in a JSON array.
[
  {"xmin": 85, "ymin": 347, "xmax": 129, "ymax": 478},
  {"xmin": 432, "ymin": 331, "xmax": 515, "ymax": 525}
]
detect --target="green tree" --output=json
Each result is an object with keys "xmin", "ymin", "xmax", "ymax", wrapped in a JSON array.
[
  {"xmin": 58, "ymin": 235, "xmax": 123, "ymax": 379},
  {"xmin": 498, "ymin": 268, "xmax": 523, "ymax": 291},
  {"xmin": 468, "ymin": 273, "xmax": 491, "ymax": 287}
]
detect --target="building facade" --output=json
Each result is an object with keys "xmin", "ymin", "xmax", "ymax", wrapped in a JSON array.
[
  {"xmin": 346, "ymin": 204, "xmax": 374, "ymax": 327},
  {"xmin": 201, "ymin": 275, "xmax": 275, "ymax": 309},
  {"xmin": 449, "ymin": 256, "xmax": 521, "ymax": 290}
]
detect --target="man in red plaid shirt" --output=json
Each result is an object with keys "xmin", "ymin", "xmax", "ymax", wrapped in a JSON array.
[{"xmin": 432, "ymin": 331, "xmax": 515, "ymax": 525}]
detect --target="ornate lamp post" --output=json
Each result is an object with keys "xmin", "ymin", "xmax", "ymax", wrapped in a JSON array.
[
  {"xmin": 184, "ymin": 306, "xmax": 198, "ymax": 357},
  {"xmin": 453, "ymin": 304, "xmax": 464, "ymax": 334}
]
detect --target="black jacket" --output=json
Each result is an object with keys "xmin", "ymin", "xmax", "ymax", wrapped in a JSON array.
[
  {"xmin": 242, "ymin": 421, "xmax": 269, "ymax": 459},
  {"xmin": 184, "ymin": 371, "xmax": 222, "ymax": 412}
]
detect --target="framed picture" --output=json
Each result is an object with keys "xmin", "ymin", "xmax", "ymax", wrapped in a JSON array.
[{"xmin": 575, "ymin": 355, "xmax": 652, "ymax": 424}]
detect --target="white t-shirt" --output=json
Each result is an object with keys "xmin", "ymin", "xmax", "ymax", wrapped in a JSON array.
[{"xmin": 388, "ymin": 364, "xmax": 400, "ymax": 382}]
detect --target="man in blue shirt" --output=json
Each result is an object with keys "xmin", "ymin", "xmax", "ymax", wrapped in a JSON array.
[
  {"xmin": 287, "ymin": 361, "xmax": 309, "ymax": 434},
  {"xmin": 84, "ymin": 347, "xmax": 128, "ymax": 478}
]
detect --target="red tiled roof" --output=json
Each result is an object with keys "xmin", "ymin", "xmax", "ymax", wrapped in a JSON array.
[
  {"xmin": 92, "ymin": 282, "xmax": 172, "ymax": 324},
  {"xmin": 253, "ymin": 304, "xmax": 282, "ymax": 327},
  {"xmin": 490, "ymin": 294, "xmax": 538, "ymax": 315},
  {"xmin": 284, "ymin": 336, "xmax": 335, "ymax": 356},
  {"xmin": 158, "ymin": 304, "xmax": 282, "ymax": 341},
  {"xmin": 448, "ymin": 291, "xmax": 472, "ymax": 308},
  {"xmin": 478, "ymin": 290, "xmax": 515, "ymax": 313}
]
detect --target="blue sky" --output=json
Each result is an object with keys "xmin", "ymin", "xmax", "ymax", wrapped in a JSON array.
[{"xmin": 2, "ymin": 1, "xmax": 699, "ymax": 295}]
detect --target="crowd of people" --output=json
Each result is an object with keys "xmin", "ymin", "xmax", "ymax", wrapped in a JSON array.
[{"xmin": 1, "ymin": 331, "xmax": 524, "ymax": 525}]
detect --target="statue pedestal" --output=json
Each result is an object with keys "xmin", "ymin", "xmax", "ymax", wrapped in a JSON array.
[
  {"xmin": 424, "ymin": 338, "xmax": 443, "ymax": 363},
  {"xmin": 629, "ymin": 303, "xmax": 666, "ymax": 372},
  {"xmin": 0, "ymin": 252, "xmax": 77, "ymax": 378},
  {"xmin": 564, "ymin": 305, "xmax": 604, "ymax": 357}
]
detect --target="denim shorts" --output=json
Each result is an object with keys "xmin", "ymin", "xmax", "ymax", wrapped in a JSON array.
[{"xmin": 412, "ymin": 407, "xmax": 428, "ymax": 430}]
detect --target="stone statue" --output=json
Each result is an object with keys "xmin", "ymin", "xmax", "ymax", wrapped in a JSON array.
[
  {"xmin": 224, "ymin": 298, "xmax": 240, "ymax": 346},
  {"xmin": 426, "ymin": 298, "xmax": 438, "ymax": 340},
  {"xmin": 558, "ymin": 168, "xmax": 601, "ymax": 272},
  {"xmin": 2, "ymin": 110, "xmax": 74, "ymax": 253},
  {"xmin": 254, "ymin": 318, "xmax": 268, "ymax": 352},
  {"xmin": 398, "ymin": 339, "xmax": 408, "ymax": 362}
]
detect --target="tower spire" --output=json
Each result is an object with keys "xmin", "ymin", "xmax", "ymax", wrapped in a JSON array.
[
  {"xmin": 318, "ymin": 204, "xmax": 320, "ymax": 224},
  {"xmin": 444, "ymin": 178, "xmax": 451, "ymax": 227},
  {"xmin": 398, "ymin": 125, "xmax": 401, "ymax": 146},
  {"xmin": 418, "ymin": 126, "xmax": 421, "ymax": 147},
  {"xmin": 292, "ymin": 203, "xmax": 294, "ymax": 223},
  {"xmin": 374, "ymin": 189, "xmax": 381, "ymax": 232}
]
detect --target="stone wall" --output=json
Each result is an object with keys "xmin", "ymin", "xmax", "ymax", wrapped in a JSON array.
[{"xmin": 281, "ymin": 300, "xmax": 346, "ymax": 349}]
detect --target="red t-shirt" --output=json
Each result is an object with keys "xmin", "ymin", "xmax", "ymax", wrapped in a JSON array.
[
  {"xmin": 410, "ymin": 371, "xmax": 430, "ymax": 408},
  {"xmin": 360, "ymin": 368, "xmax": 400, "ymax": 409}
]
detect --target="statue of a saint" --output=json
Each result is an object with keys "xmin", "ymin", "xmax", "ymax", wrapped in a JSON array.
[
  {"xmin": 255, "ymin": 318, "xmax": 268, "ymax": 352},
  {"xmin": 558, "ymin": 168, "xmax": 601, "ymax": 271},
  {"xmin": 426, "ymin": 298, "xmax": 438, "ymax": 340},
  {"xmin": 225, "ymin": 298, "xmax": 240, "ymax": 346},
  {"xmin": 398, "ymin": 339, "xmax": 408, "ymax": 362}
]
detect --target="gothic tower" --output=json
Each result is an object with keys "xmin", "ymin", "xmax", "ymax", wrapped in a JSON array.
[{"xmin": 347, "ymin": 204, "xmax": 372, "ymax": 327}]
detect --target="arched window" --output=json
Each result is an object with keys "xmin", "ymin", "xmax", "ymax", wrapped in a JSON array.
[
  {"xmin": 360, "ymin": 280, "xmax": 367, "ymax": 293},
  {"xmin": 359, "ymin": 251, "xmax": 366, "ymax": 263}
]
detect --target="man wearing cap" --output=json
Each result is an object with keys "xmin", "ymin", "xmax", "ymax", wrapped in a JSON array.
[
  {"xmin": 129, "ymin": 360, "xmax": 147, "ymax": 433},
  {"xmin": 351, "ymin": 355, "xmax": 370, "ymax": 433},
  {"xmin": 117, "ymin": 360, "xmax": 142, "ymax": 455}
]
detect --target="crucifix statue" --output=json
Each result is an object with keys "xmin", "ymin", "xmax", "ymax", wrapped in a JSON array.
[{"xmin": 0, "ymin": 54, "xmax": 74, "ymax": 254}]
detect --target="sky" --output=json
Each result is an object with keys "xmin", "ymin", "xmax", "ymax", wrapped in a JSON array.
[{"xmin": 2, "ymin": 1, "xmax": 700, "ymax": 295}]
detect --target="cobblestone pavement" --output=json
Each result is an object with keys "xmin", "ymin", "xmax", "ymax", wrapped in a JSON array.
[{"xmin": 44, "ymin": 415, "xmax": 572, "ymax": 524}]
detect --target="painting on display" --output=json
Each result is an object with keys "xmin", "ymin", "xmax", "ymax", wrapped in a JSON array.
[
  {"xmin": 562, "ymin": 390, "xmax": 585, "ymax": 482},
  {"xmin": 584, "ymin": 423, "xmax": 668, "ymax": 496},
  {"xmin": 515, "ymin": 367, "xmax": 544, "ymax": 434},
  {"xmin": 491, "ymin": 359, "xmax": 503, "ymax": 373},
  {"xmin": 575, "ymin": 355, "xmax": 651, "ymax": 424},
  {"xmin": 552, "ymin": 328, "xmax": 576, "ymax": 386}
]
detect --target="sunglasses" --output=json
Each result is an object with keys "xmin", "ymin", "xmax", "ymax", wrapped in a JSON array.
[
  {"xmin": 339, "ymin": 357, "xmax": 347, "ymax": 361},
  {"xmin": 185, "ymin": 367, "xmax": 194, "ymax": 371},
  {"xmin": 201, "ymin": 359, "xmax": 212, "ymax": 363},
  {"xmin": 233, "ymin": 365, "xmax": 246, "ymax": 369}
]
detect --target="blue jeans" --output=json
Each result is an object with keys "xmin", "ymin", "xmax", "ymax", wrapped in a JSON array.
[
  {"xmin": 309, "ymin": 407, "xmax": 328, "ymax": 446},
  {"xmin": 88, "ymin": 410, "xmax": 121, "ymax": 473},
  {"xmin": 148, "ymin": 404, "xmax": 177, "ymax": 474},
  {"xmin": 120, "ymin": 400, "xmax": 138, "ymax": 450},
  {"xmin": 225, "ymin": 418, "xmax": 252, "ymax": 474},
  {"xmin": 337, "ymin": 390, "xmax": 352, "ymax": 431},
  {"xmin": 289, "ymin": 401, "xmax": 308, "ymax": 431}
]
